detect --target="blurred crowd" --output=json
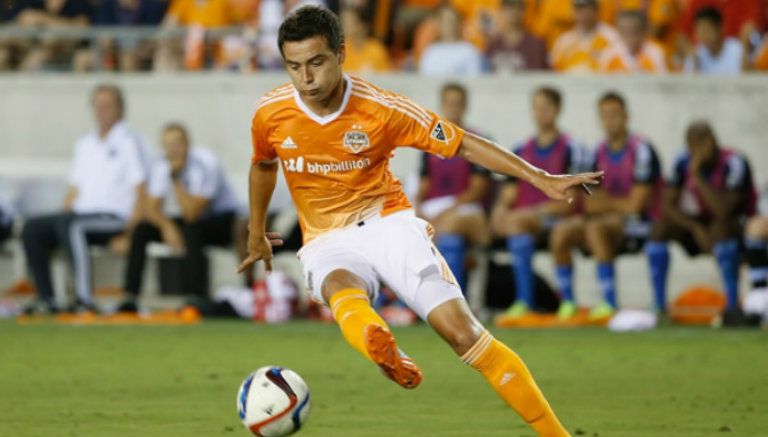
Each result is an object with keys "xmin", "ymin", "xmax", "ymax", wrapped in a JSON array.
[
  {"xmin": 1, "ymin": 0, "xmax": 767, "ymax": 73},
  {"xmin": 2, "ymin": 80, "xmax": 767, "ymax": 329}
]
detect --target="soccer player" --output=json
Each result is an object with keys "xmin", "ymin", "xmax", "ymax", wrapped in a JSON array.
[
  {"xmin": 645, "ymin": 121, "xmax": 757, "ymax": 323},
  {"xmin": 414, "ymin": 82, "xmax": 492, "ymax": 290},
  {"xmin": 550, "ymin": 92, "xmax": 662, "ymax": 320},
  {"xmin": 239, "ymin": 6, "xmax": 602, "ymax": 435},
  {"xmin": 491, "ymin": 86, "xmax": 586, "ymax": 319}
]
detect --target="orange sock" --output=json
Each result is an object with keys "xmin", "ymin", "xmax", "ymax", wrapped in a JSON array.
[
  {"xmin": 329, "ymin": 288, "xmax": 389, "ymax": 361},
  {"xmin": 462, "ymin": 331, "xmax": 569, "ymax": 437}
]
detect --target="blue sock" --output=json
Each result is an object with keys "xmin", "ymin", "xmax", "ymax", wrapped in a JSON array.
[
  {"xmin": 436, "ymin": 233, "xmax": 466, "ymax": 291},
  {"xmin": 644, "ymin": 241, "xmax": 670, "ymax": 311},
  {"xmin": 714, "ymin": 239, "xmax": 740, "ymax": 310},
  {"xmin": 555, "ymin": 265, "xmax": 574, "ymax": 303},
  {"xmin": 596, "ymin": 262, "xmax": 617, "ymax": 308},
  {"xmin": 507, "ymin": 234, "xmax": 536, "ymax": 308}
]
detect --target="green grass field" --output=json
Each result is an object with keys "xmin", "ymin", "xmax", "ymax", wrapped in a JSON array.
[{"xmin": 2, "ymin": 321, "xmax": 767, "ymax": 437}]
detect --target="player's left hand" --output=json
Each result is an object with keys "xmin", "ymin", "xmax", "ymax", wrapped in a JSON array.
[
  {"xmin": 539, "ymin": 171, "xmax": 604, "ymax": 203},
  {"xmin": 237, "ymin": 231, "xmax": 284, "ymax": 274}
]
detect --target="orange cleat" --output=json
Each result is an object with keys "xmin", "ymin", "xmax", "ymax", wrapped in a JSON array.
[{"xmin": 364, "ymin": 324, "xmax": 422, "ymax": 389}]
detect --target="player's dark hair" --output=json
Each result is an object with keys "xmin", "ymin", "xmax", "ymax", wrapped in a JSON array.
[
  {"xmin": 694, "ymin": 7, "xmax": 723, "ymax": 28},
  {"xmin": 91, "ymin": 84, "xmax": 125, "ymax": 113},
  {"xmin": 163, "ymin": 122, "xmax": 191, "ymax": 144},
  {"xmin": 534, "ymin": 86, "xmax": 562, "ymax": 109},
  {"xmin": 440, "ymin": 82, "xmax": 468, "ymax": 105},
  {"xmin": 278, "ymin": 5, "xmax": 344, "ymax": 57},
  {"xmin": 598, "ymin": 91, "xmax": 626, "ymax": 109},
  {"xmin": 686, "ymin": 120, "xmax": 717, "ymax": 145}
]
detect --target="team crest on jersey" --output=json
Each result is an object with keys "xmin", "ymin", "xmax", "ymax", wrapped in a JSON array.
[
  {"xmin": 343, "ymin": 124, "xmax": 370, "ymax": 153},
  {"xmin": 431, "ymin": 121, "xmax": 447, "ymax": 143}
]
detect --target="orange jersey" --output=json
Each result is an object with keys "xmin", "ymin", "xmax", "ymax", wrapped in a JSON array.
[
  {"xmin": 599, "ymin": 40, "xmax": 668, "ymax": 73},
  {"xmin": 251, "ymin": 76, "xmax": 465, "ymax": 244}
]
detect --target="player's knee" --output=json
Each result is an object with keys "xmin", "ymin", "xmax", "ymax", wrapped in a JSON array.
[
  {"xmin": 445, "ymin": 326, "xmax": 483, "ymax": 356},
  {"xmin": 321, "ymin": 269, "xmax": 368, "ymax": 303},
  {"xmin": 745, "ymin": 217, "xmax": 768, "ymax": 239}
]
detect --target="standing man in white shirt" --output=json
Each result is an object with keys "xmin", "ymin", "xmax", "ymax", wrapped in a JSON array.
[
  {"xmin": 419, "ymin": 4, "xmax": 484, "ymax": 76},
  {"xmin": 684, "ymin": 7, "xmax": 745, "ymax": 74},
  {"xmin": 118, "ymin": 123, "xmax": 242, "ymax": 312},
  {"xmin": 22, "ymin": 85, "xmax": 148, "ymax": 314}
]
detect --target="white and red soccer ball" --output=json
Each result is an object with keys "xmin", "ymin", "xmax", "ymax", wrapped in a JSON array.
[{"xmin": 237, "ymin": 366, "xmax": 311, "ymax": 436}]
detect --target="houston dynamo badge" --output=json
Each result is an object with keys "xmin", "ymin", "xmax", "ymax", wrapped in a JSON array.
[{"xmin": 343, "ymin": 124, "xmax": 370, "ymax": 153}]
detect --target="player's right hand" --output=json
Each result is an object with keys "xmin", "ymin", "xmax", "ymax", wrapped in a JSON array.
[{"xmin": 237, "ymin": 231, "xmax": 284, "ymax": 273}]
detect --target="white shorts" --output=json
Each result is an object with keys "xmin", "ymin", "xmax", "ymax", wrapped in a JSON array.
[
  {"xmin": 420, "ymin": 195, "xmax": 483, "ymax": 221},
  {"xmin": 297, "ymin": 210, "xmax": 464, "ymax": 320}
]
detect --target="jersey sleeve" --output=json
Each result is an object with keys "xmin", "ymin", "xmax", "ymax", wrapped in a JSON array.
[
  {"xmin": 633, "ymin": 142, "xmax": 660, "ymax": 184},
  {"xmin": 388, "ymin": 97, "xmax": 465, "ymax": 159},
  {"xmin": 251, "ymin": 108, "xmax": 278, "ymax": 164},
  {"xmin": 724, "ymin": 153, "xmax": 750, "ymax": 191},
  {"xmin": 147, "ymin": 161, "xmax": 170, "ymax": 198}
]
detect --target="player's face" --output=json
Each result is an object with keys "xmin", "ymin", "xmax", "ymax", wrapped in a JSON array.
[
  {"xmin": 162, "ymin": 129, "xmax": 189, "ymax": 168},
  {"xmin": 440, "ymin": 89, "xmax": 466, "ymax": 125},
  {"xmin": 695, "ymin": 21, "xmax": 720, "ymax": 47},
  {"xmin": 598, "ymin": 100, "xmax": 627, "ymax": 138},
  {"xmin": 283, "ymin": 36, "xmax": 344, "ymax": 104},
  {"xmin": 92, "ymin": 90, "xmax": 122, "ymax": 131},
  {"xmin": 687, "ymin": 136, "xmax": 716, "ymax": 163},
  {"xmin": 532, "ymin": 93, "xmax": 559, "ymax": 130}
]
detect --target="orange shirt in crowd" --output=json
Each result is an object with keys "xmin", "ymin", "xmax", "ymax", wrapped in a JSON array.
[
  {"xmin": 754, "ymin": 39, "xmax": 768, "ymax": 70},
  {"xmin": 647, "ymin": 0, "xmax": 682, "ymax": 58},
  {"xmin": 250, "ymin": 76, "xmax": 465, "ymax": 243},
  {"xmin": 533, "ymin": 0, "xmax": 634, "ymax": 48},
  {"xmin": 550, "ymin": 23, "xmax": 622, "ymax": 71},
  {"xmin": 343, "ymin": 39, "xmax": 393, "ymax": 73},
  {"xmin": 166, "ymin": 0, "xmax": 237, "ymax": 27},
  {"xmin": 599, "ymin": 39, "xmax": 668, "ymax": 72}
]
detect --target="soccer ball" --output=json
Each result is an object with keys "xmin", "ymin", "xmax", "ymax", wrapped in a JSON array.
[{"xmin": 237, "ymin": 366, "xmax": 311, "ymax": 436}]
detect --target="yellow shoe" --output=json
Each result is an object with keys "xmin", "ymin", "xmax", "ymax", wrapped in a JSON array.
[
  {"xmin": 557, "ymin": 301, "xmax": 577, "ymax": 319},
  {"xmin": 364, "ymin": 325, "xmax": 422, "ymax": 389},
  {"xmin": 589, "ymin": 302, "xmax": 615, "ymax": 320},
  {"xmin": 504, "ymin": 301, "xmax": 530, "ymax": 318}
]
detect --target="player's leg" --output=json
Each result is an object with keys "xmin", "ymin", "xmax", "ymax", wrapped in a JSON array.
[
  {"xmin": 744, "ymin": 216, "xmax": 768, "ymax": 293},
  {"xmin": 494, "ymin": 208, "xmax": 544, "ymax": 317},
  {"xmin": 708, "ymin": 217, "xmax": 744, "ymax": 315},
  {"xmin": 320, "ymin": 269, "xmax": 422, "ymax": 389},
  {"xmin": 644, "ymin": 219, "xmax": 688, "ymax": 313},
  {"xmin": 548, "ymin": 216, "xmax": 587, "ymax": 319},
  {"xmin": 427, "ymin": 298, "xmax": 569, "ymax": 437},
  {"xmin": 583, "ymin": 214, "xmax": 625, "ymax": 319},
  {"xmin": 432, "ymin": 207, "xmax": 489, "ymax": 290}
]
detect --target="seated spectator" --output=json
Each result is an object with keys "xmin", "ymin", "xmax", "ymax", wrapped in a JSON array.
[
  {"xmin": 744, "ymin": 185, "xmax": 768, "ymax": 299},
  {"xmin": 532, "ymin": 0, "xmax": 628, "ymax": 48},
  {"xmin": 551, "ymin": 92, "xmax": 663, "ymax": 320},
  {"xmin": 684, "ymin": 7, "xmax": 745, "ymax": 74},
  {"xmin": 599, "ymin": 10, "xmax": 667, "ymax": 73},
  {"xmin": 340, "ymin": 7, "xmax": 392, "ymax": 74},
  {"xmin": 92, "ymin": 0, "xmax": 168, "ymax": 71},
  {"xmin": 419, "ymin": 4, "xmax": 484, "ymax": 75},
  {"xmin": 22, "ymin": 85, "xmax": 147, "ymax": 315},
  {"xmin": 680, "ymin": 0, "xmax": 764, "ymax": 41},
  {"xmin": 491, "ymin": 87, "xmax": 585, "ymax": 319},
  {"xmin": 10, "ymin": 0, "xmax": 92, "ymax": 71},
  {"xmin": 414, "ymin": 83, "xmax": 491, "ymax": 290},
  {"xmin": 486, "ymin": 0, "xmax": 549, "ymax": 72},
  {"xmin": 550, "ymin": 0, "xmax": 621, "ymax": 72},
  {"xmin": 118, "ymin": 123, "xmax": 242, "ymax": 312},
  {"xmin": 645, "ymin": 121, "xmax": 757, "ymax": 325},
  {"xmin": 646, "ymin": 0, "xmax": 683, "ymax": 67}
]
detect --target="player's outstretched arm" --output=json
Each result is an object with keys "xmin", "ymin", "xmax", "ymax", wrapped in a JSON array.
[
  {"xmin": 237, "ymin": 161, "xmax": 283, "ymax": 273},
  {"xmin": 458, "ymin": 131, "xmax": 603, "ymax": 203}
]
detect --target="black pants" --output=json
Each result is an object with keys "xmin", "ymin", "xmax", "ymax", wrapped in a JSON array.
[
  {"xmin": 123, "ymin": 212, "xmax": 236, "ymax": 297},
  {"xmin": 0, "ymin": 223, "xmax": 11, "ymax": 244},
  {"xmin": 21, "ymin": 212, "xmax": 125, "ymax": 304}
]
